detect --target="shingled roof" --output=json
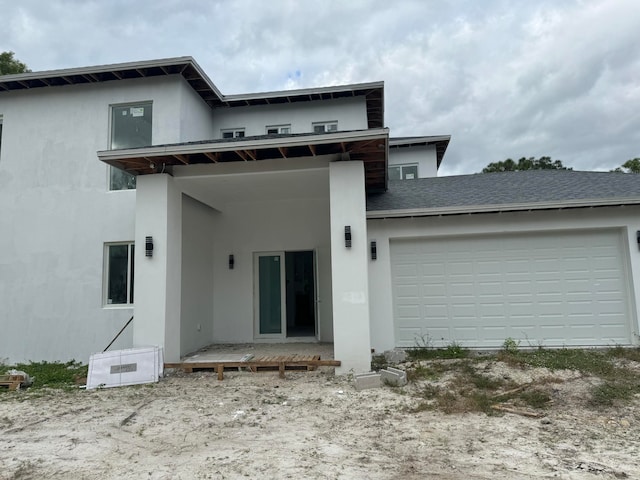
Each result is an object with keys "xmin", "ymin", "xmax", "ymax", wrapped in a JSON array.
[{"xmin": 367, "ymin": 170, "xmax": 640, "ymax": 217}]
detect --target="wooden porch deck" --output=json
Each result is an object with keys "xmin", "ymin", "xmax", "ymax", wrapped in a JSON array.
[{"xmin": 165, "ymin": 343, "xmax": 340, "ymax": 380}]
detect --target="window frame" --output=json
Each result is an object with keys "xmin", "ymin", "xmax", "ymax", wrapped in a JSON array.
[
  {"xmin": 221, "ymin": 128, "xmax": 246, "ymax": 139},
  {"xmin": 389, "ymin": 163, "xmax": 419, "ymax": 180},
  {"xmin": 266, "ymin": 124, "xmax": 291, "ymax": 135},
  {"xmin": 103, "ymin": 242, "xmax": 135, "ymax": 307},
  {"xmin": 312, "ymin": 121, "xmax": 338, "ymax": 134},
  {"xmin": 108, "ymin": 101, "xmax": 153, "ymax": 191}
]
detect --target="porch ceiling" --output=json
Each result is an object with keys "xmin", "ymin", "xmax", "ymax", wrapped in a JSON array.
[
  {"xmin": 177, "ymin": 166, "xmax": 330, "ymax": 209},
  {"xmin": 98, "ymin": 129, "xmax": 390, "ymax": 193}
]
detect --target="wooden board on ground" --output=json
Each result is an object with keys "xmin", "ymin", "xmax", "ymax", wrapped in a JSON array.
[
  {"xmin": 165, "ymin": 356, "xmax": 341, "ymax": 380},
  {"xmin": 0, "ymin": 374, "xmax": 25, "ymax": 391}
]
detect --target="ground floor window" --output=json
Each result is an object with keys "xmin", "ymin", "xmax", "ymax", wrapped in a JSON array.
[
  {"xmin": 110, "ymin": 167, "xmax": 136, "ymax": 190},
  {"xmin": 104, "ymin": 243, "xmax": 134, "ymax": 305}
]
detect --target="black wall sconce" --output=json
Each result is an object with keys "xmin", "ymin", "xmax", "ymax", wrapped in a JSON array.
[
  {"xmin": 345, "ymin": 226, "xmax": 352, "ymax": 248},
  {"xmin": 145, "ymin": 236, "xmax": 153, "ymax": 257},
  {"xmin": 370, "ymin": 240, "xmax": 377, "ymax": 260},
  {"xmin": 229, "ymin": 254, "xmax": 235, "ymax": 269},
  {"xmin": 637, "ymin": 231, "xmax": 640, "ymax": 250}
]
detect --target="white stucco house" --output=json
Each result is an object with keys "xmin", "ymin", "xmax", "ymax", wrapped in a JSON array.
[{"xmin": 1, "ymin": 57, "xmax": 639, "ymax": 373}]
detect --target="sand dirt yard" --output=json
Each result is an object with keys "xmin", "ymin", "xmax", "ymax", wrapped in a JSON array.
[{"xmin": 0, "ymin": 362, "xmax": 639, "ymax": 479}]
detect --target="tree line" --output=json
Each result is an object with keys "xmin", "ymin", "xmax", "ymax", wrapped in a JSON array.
[{"xmin": 481, "ymin": 156, "xmax": 640, "ymax": 174}]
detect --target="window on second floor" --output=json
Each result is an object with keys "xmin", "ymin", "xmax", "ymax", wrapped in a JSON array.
[
  {"xmin": 389, "ymin": 164, "xmax": 418, "ymax": 180},
  {"xmin": 266, "ymin": 125, "xmax": 291, "ymax": 135},
  {"xmin": 222, "ymin": 128, "xmax": 245, "ymax": 139},
  {"xmin": 109, "ymin": 102, "xmax": 152, "ymax": 191},
  {"xmin": 313, "ymin": 121, "xmax": 338, "ymax": 134}
]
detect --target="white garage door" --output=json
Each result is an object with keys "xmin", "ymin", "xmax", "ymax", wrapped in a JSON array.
[{"xmin": 391, "ymin": 229, "xmax": 633, "ymax": 348}]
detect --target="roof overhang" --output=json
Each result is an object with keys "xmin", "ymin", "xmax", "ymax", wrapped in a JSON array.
[
  {"xmin": 389, "ymin": 135, "xmax": 451, "ymax": 169},
  {"xmin": 98, "ymin": 129, "xmax": 390, "ymax": 193},
  {"xmin": 367, "ymin": 197, "xmax": 640, "ymax": 219},
  {"xmin": 0, "ymin": 56, "xmax": 226, "ymax": 106},
  {"xmin": 0, "ymin": 57, "xmax": 384, "ymax": 128},
  {"xmin": 223, "ymin": 82, "xmax": 384, "ymax": 129}
]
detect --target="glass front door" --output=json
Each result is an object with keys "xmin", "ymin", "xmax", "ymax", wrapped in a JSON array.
[
  {"xmin": 255, "ymin": 251, "xmax": 317, "ymax": 339},
  {"xmin": 258, "ymin": 254, "xmax": 284, "ymax": 335}
]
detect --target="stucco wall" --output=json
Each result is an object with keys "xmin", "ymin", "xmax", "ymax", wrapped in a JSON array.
[
  {"xmin": 210, "ymin": 196, "xmax": 333, "ymax": 343},
  {"xmin": 180, "ymin": 194, "xmax": 216, "ymax": 355},
  {"xmin": 367, "ymin": 206, "xmax": 640, "ymax": 353},
  {"xmin": 178, "ymin": 77, "xmax": 217, "ymax": 142},
  {"xmin": 388, "ymin": 144, "xmax": 438, "ymax": 178},
  {"xmin": 211, "ymin": 97, "xmax": 368, "ymax": 137},
  {"xmin": 0, "ymin": 75, "xmax": 213, "ymax": 363}
]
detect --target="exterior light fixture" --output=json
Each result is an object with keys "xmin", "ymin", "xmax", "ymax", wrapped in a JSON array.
[
  {"xmin": 371, "ymin": 240, "xmax": 377, "ymax": 260},
  {"xmin": 229, "ymin": 254, "xmax": 235, "ymax": 269},
  {"xmin": 637, "ymin": 231, "xmax": 640, "ymax": 250},
  {"xmin": 345, "ymin": 226, "xmax": 352, "ymax": 248},
  {"xmin": 145, "ymin": 236, "xmax": 153, "ymax": 257}
]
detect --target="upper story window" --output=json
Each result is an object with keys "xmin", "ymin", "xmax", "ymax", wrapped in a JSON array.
[
  {"xmin": 222, "ymin": 128, "xmax": 245, "ymax": 139},
  {"xmin": 109, "ymin": 102, "xmax": 153, "ymax": 190},
  {"xmin": 389, "ymin": 164, "xmax": 418, "ymax": 180},
  {"xmin": 266, "ymin": 125, "xmax": 291, "ymax": 135},
  {"xmin": 313, "ymin": 121, "xmax": 338, "ymax": 134}
]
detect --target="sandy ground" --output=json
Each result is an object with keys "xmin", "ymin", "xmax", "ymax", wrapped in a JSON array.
[{"xmin": 1, "ymin": 362, "xmax": 639, "ymax": 479}]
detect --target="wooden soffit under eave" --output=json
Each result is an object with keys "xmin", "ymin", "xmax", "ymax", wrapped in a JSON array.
[{"xmin": 98, "ymin": 133, "xmax": 389, "ymax": 192}]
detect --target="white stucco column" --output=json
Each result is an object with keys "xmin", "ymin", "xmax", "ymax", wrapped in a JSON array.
[
  {"xmin": 329, "ymin": 161, "xmax": 372, "ymax": 374},
  {"xmin": 133, "ymin": 174, "xmax": 182, "ymax": 362}
]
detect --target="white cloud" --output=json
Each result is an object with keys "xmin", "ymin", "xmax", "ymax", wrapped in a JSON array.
[{"xmin": 1, "ymin": 0, "xmax": 638, "ymax": 174}]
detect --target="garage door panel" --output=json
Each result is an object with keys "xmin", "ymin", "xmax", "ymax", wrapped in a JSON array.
[
  {"xmin": 391, "ymin": 229, "xmax": 632, "ymax": 348},
  {"xmin": 395, "ymin": 284, "xmax": 420, "ymax": 297}
]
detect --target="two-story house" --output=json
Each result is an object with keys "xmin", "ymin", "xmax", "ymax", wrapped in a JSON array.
[{"xmin": 1, "ymin": 57, "xmax": 639, "ymax": 372}]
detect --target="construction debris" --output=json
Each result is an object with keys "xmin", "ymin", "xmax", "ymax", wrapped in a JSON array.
[
  {"xmin": 380, "ymin": 367, "xmax": 407, "ymax": 386},
  {"xmin": 87, "ymin": 346, "xmax": 164, "ymax": 389},
  {"xmin": 383, "ymin": 349, "xmax": 408, "ymax": 364},
  {"xmin": 354, "ymin": 372, "xmax": 382, "ymax": 390},
  {"xmin": 491, "ymin": 404, "xmax": 545, "ymax": 418},
  {"xmin": 0, "ymin": 370, "xmax": 32, "ymax": 390}
]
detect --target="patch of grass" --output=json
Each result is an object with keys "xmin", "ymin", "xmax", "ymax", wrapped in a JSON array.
[
  {"xmin": 608, "ymin": 345, "xmax": 640, "ymax": 363},
  {"xmin": 407, "ymin": 342, "xmax": 469, "ymax": 361},
  {"xmin": 497, "ymin": 347, "xmax": 615, "ymax": 376},
  {"xmin": 407, "ymin": 346, "xmax": 640, "ymax": 415},
  {"xmin": 469, "ymin": 372, "xmax": 505, "ymax": 391},
  {"xmin": 406, "ymin": 363, "xmax": 430, "ymax": 382},
  {"xmin": 590, "ymin": 379, "xmax": 640, "ymax": 407},
  {"xmin": 437, "ymin": 390, "xmax": 496, "ymax": 415},
  {"xmin": 1, "ymin": 360, "xmax": 87, "ymax": 391},
  {"xmin": 420, "ymin": 384, "xmax": 441, "ymax": 399},
  {"xmin": 370, "ymin": 354, "xmax": 389, "ymax": 371},
  {"xmin": 519, "ymin": 389, "xmax": 552, "ymax": 409}
]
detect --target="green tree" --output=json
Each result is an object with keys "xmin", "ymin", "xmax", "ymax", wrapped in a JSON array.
[
  {"xmin": 611, "ymin": 158, "xmax": 640, "ymax": 173},
  {"xmin": 482, "ymin": 156, "xmax": 571, "ymax": 173},
  {"xmin": 0, "ymin": 51, "xmax": 31, "ymax": 75}
]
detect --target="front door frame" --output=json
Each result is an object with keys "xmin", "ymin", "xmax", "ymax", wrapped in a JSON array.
[
  {"xmin": 253, "ymin": 250, "xmax": 318, "ymax": 341},
  {"xmin": 254, "ymin": 251, "xmax": 287, "ymax": 341}
]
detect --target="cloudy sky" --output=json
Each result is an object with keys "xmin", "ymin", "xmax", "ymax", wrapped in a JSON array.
[{"xmin": 1, "ymin": 0, "xmax": 638, "ymax": 175}]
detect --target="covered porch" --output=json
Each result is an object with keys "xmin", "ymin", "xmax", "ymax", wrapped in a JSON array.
[{"xmin": 98, "ymin": 130, "xmax": 389, "ymax": 373}]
